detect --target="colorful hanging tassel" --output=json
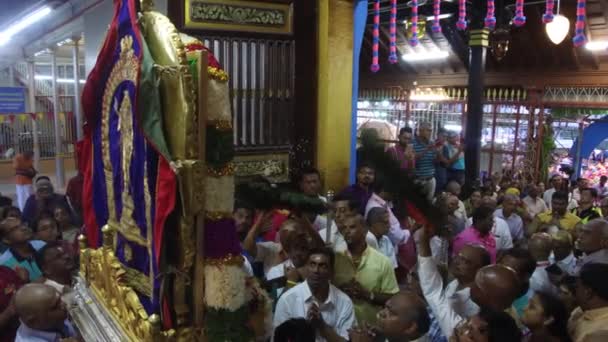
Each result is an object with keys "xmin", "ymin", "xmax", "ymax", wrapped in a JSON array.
[
  {"xmin": 410, "ymin": 0, "xmax": 419, "ymax": 46},
  {"xmin": 432, "ymin": 0, "xmax": 442, "ymax": 33},
  {"xmin": 456, "ymin": 0, "xmax": 467, "ymax": 30},
  {"xmin": 513, "ymin": 0, "xmax": 526, "ymax": 27},
  {"xmin": 485, "ymin": 0, "xmax": 496, "ymax": 29},
  {"xmin": 543, "ymin": 0, "xmax": 555, "ymax": 23},
  {"xmin": 371, "ymin": 0, "xmax": 380, "ymax": 72},
  {"xmin": 389, "ymin": 0, "xmax": 398, "ymax": 63},
  {"xmin": 573, "ymin": 0, "xmax": 587, "ymax": 46}
]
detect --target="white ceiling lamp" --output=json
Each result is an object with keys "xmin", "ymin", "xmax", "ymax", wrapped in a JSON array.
[
  {"xmin": 546, "ymin": 15, "xmax": 570, "ymax": 45},
  {"xmin": 585, "ymin": 41, "xmax": 608, "ymax": 51},
  {"xmin": 545, "ymin": 0, "xmax": 569, "ymax": 45},
  {"xmin": 0, "ymin": 6, "xmax": 52, "ymax": 46},
  {"xmin": 402, "ymin": 50, "xmax": 449, "ymax": 62}
]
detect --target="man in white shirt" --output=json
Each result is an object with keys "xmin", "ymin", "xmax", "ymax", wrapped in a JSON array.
[
  {"xmin": 417, "ymin": 226, "xmax": 521, "ymax": 338},
  {"xmin": 348, "ymin": 291, "xmax": 431, "ymax": 342},
  {"xmin": 493, "ymin": 194, "xmax": 524, "ymax": 244},
  {"xmin": 550, "ymin": 230, "xmax": 577, "ymax": 276},
  {"xmin": 574, "ymin": 218, "xmax": 608, "ymax": 275},
  {"xmin": 446, "ymin": 181, "xmax": 467, "ymax": 221},
  {"xmin": 319, "ymin": 195, "xmax": 378, "ymax": 253},
  {"xmin": 297, "ymin": 167, "xmax": 329, "ymax": 231},
  {"xmin": 364, "ymin": 182, "xmax": 410, "ymax": 247},
  {"xmin": 522, "ymin": 184, "xmax": 548, "ymax": 218},
  {"xmin": 543, "ymin": 175, "xmax": 563, "ymax": 207},
  {"xmin": 528, "ymin": 233, "xmax": 558, "ymax": 295},
  {"xmin": 35, "ymin": 242, "xmax": 77, "ymax": 307},
  {"xmin": 274, "ymin": 247, "xmax": 355, "ymax": 342},
  {"xmin": 476, "ymin": 197, "xmax": 513, "ymax": 252},
  {"xmin": 417, "ymin": 236, "xmax": 490, "ymax": 335},
  {"xmin": 366, "ymin": 207, "xmax": 398, "ymax": 268},
  {"xmin": 266, "ymin": 223, "xmax": 315, "ymax": 296}
]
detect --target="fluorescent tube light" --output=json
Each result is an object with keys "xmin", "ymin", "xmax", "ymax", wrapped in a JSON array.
[
  {"xmin": 0, "ymin": 6, "xmax": 52, "ymax": 46},
  {"xmin": 402, "ymin": 50, "xmax": 449, "ymax": 62},
  {"xmin": 35, "ymin": 75, "xmax": 85, "ymax": 84},
  {"xmin": 585, "ymin": 41, "xmax": 608, "ymax": 51}
]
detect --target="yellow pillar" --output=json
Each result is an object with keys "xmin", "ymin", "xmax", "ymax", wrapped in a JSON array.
[{"xmin": 316, "ymin": 0, "xmax": 354, "ymax": 192}]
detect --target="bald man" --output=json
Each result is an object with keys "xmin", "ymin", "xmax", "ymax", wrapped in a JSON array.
[
  {"xmin": 528, "ymin": 233, "xmax": 558, "ymax": 295},
  {"xmin": 14, "ymin": 284, "xmax": 77, "ymax": 341},
  {"xmin": 349, "ymin": 291, "xmax": 431, "ymax": 342},
  {"xmin": 574, "ymin": 218, "xmax": 608, "ymax": 275},
  {"xmin": 469, "ymin": 264, "xmax": 522, "ymax": 312}
]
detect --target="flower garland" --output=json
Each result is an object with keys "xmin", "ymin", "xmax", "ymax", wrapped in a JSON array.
[
  {"xmin": 573, "ymin": 0, "xmax": 587, "ymax": 47},
  {"xmin": 371, "ymin": 0, "xmax": 380, "ymax": 72},
  {"xmin": 432, "ymin": 0, "xmax": 442, "ymax": 33},
  {"xmin": 485, "ymin": 0, "xmax": 496, "ymax": 30},
  {"xmin": 388, "ymin": 0, "xmax": 398, "ymax": 63},
  {"xmin": 456, "ymin": 0, "xmax": 467, "ymax": 30},
  {"xmin": 409, "ymin": 0, "xmax": 419, "ymax": 46},
  {"xmin": 543, "ymin": 0, "xmax": 555, "ymax": 23},
  {"xmin": 204, "ymin": 261, "xmax": 247, "ymax": 311},
  {"xmin": 513, "ymin": 0, "xmax": 526, "ymax": 27}
]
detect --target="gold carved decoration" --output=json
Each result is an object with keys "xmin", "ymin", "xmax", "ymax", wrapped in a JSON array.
[
  {"xmin": 184, "ymin": 0, "xmax": 294, "ymax": 35},
  {"xmin": 233, "ymin": 153, "xmax": 289, "ymax": 183},
  {"xmin": 79, "ymin": 229, "xmax": 174, "ymax": 341}
]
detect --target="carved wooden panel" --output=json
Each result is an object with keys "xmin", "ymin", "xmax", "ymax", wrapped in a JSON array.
[{"xmin": 184, "ymin": 0, "xmax": 294, "ymax": 34}]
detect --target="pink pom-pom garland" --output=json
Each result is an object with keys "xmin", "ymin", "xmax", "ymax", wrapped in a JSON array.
[
  {"xmin": 573, "ymin": 0, "xmax": 587, "ymax": 47},
  {"xmin": 389, "ymin": 0, "xmax": 398, "ymax": 63},
  {"xmin": 371, "ymin": 0, "xmax": 380, "ymax": 72},
  {"xmin": 409, "ymin": 0, "xmax": 420, "ymax": 46},
  {"xmin": 543, "ymin": 0, "xmax": 555, "ymax": 23},
  {"xmin": 456, "ymin": 0, "xmax": 467, "ymax": 30},
  {"xmin": 513, "ymin": 0, "xmax": 526, "ymax": 27},
  {"xmin": 485, "ymin": 0, "xmax": 496, "ymax": 29},
  {"xmin": 432, "ymin": 0, "xmax": 442, "ymax": 33}
]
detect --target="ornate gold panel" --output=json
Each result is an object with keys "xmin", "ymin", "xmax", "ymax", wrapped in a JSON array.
[{"xmin": 184, "ymin": 0, "xmax": 294, "ymax": 34}]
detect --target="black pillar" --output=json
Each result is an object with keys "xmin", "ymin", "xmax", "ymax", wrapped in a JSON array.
[{"xmin": 464, "ymin": 29, "xmax": 489, "ymax": 190}]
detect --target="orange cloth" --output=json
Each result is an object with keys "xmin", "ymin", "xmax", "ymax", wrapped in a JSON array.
[{"xmin": 13, "ymin": 154, "xmax": 33, "ymax": 185}]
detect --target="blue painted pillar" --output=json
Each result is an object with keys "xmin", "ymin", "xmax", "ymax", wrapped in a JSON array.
[{"xmin": 350, "ymin": 0, "xmax": 368, "ymax": 183}]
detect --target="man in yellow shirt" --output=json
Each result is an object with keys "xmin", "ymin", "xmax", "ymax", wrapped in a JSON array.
[
  {"xmin": 528, "ymin": 191, "xmax": 581, "ymax": 237},
  {"xmin": 333, "ymin": 214, "xmax": 399, "ymax": 325},
  {"xmin": 568, "ymin": 263, "xmax": 608, "ymax": 342}
]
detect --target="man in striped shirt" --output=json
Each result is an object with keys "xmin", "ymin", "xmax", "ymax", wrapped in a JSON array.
[{"xmin": 413, "ymin": 122, "xmax": 440, "ymax": 201}]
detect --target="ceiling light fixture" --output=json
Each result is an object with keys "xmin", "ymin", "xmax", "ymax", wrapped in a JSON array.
[
  {"xmin": 545, "ymin": 0, "xmax": 569, "ymax": 45},
  {"xmin": 0, "ymin": 6, "xmax": 52, "ymax": 46},
  {"xmin": 585, "ymin": 41, "xmax": 608, "ymax": 51},
  {"xmin": 402, "ymin": 50, "xmax": 449, "ymax": 62},
  {"xmin": 402, "ymin": 13, "xmax": 452, "ymax": 24},
  {"xmin": 545, "ymin": 14, "xmax": 570, "ymax": 45}
]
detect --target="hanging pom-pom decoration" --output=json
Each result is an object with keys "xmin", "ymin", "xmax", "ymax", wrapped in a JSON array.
[
  {"xmin": 432, "ymin": 0, "xmax": 442, "ymax": 33},
  {"xmin": 409, "ymin": 0, "xmax": 419, "ymax": 46},
  {"xmin": 485, "ymin": 0, "xmax": 496, "ymax": 30},
  {"xmin": 456, "ymin": 0, "xmax": 467, "ymax": 30},
  {"xmin": 389, "ymin": 0, "xmax": 398, "ymax": 63},
  {"xmin": 513, "ymin": 0, "xmax": 526, "ymax": 27},
  {"xmin": 543, "ymin": 0, "xmax": 555, "ymax": 23},
  {"xmin": 371, "ymin": 0, "xmax": 380, "ymax": 72},
  {"xmin": 573, "ymin": 0, "xmax": 587, "ymax": 47}
]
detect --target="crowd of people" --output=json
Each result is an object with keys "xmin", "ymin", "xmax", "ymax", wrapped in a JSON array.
[{"xmin": 1, "ymin": 123, "xmax": 608, "ymax": 342}]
